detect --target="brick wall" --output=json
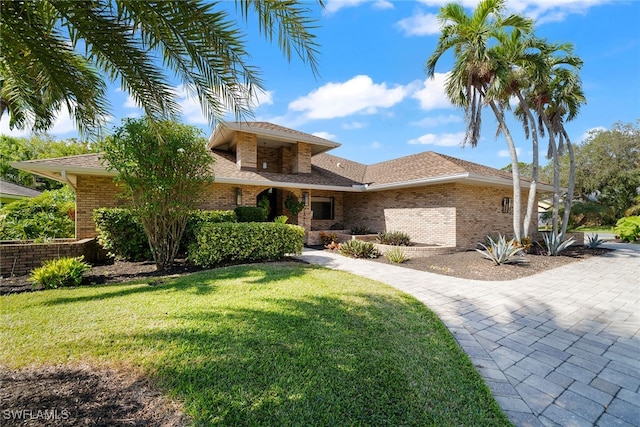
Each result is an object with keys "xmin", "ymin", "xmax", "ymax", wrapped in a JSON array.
[
  {"xmin": 454, "ymin": 183, "xmax": 529, "ymax": 249},
  {"xmin": 0, "ymin": 238, "xmax": 105, "ymax": 277},
  {"xmin": 343, "ymin": 185, "xmax": 457, "ymax": 246},
  {"xmin": 235, "ymin": 132, "xmax": 257, "ymax": 170},
  {"xmin": 292, "ymin": 142, "xmax": 311, "ymax": 174},
  {"xmin": 75, "ymin": 175, "xmax": 124, "ymax": 239}
]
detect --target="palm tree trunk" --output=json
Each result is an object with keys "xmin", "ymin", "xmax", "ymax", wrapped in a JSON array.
[
  {"xmin": 488, "ymin": 100, "xmax": 522, "ymax": 243},
  {"xmin": 560, "ymin": 128, "xmax": 575, "ymax": 236},
  {"xmin": 539, "ymin": 111, "xmax": 561, "ymax": 237},
  {"xmin": 515, "ymin": 91, "xmax": 539, "ymax": 238}
]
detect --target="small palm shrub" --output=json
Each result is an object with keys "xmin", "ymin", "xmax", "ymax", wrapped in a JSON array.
[
  {"xmin": 476, "ymin": 234, "xmax": 527, "ymax": 265},
  {"xmin": 339, "ymin": 239, "xmax": 379, "ymax": 259},
  {"xmin": 274, "ymin": 215, "xmax": 288, "ymax": 224},
  {"xmin": 30, "ymin": 256, "xmax": 91, "ymax": 289},
  {"xmin": 377, "ymin": 231, "xmax": 411, "ymax": 246},
  {"xmin": 585, "ymin": 233, "xmax": 605, "ymax": 249},
  {"xmin": 613, "ymin": 216, "xmax": 640, "ymax": 242},
  {"xmin": 542, "ymin": 232, "xmax": 576, "ymax": 256},
  {"xmin": 318, "ymin": 231, "xmax": 339, "ymax": 246},
  {"xmin": 385, "ymin": 247, "xmax": 407, "ymax": 263},
  {"xmin": 350, "ymin": 225, "xmax": 371, "ymax": 235}
]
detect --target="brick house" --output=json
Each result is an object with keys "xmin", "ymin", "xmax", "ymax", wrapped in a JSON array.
[{"xmin": 13, "ymin": 122, "xmax": 551, "ymax": 250}]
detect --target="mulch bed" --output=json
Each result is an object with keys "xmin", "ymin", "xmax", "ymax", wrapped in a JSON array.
[{"xmin": 0, "ymin": 364, "xmax": 188, "ymax": 426}]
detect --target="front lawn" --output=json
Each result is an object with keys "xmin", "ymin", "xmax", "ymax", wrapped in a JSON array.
[{"xmin": 1, "ymin": 262, "xmax": 510, "ymax": 426}]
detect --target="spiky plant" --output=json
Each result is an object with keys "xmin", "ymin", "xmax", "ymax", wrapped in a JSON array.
[
  {"xmin": 476, "ymin": 234, "xmax": 527, "ymax": 265},
  {"xmin": 542, "ymin": 232, "xmax": 575, "ymax": 256}
]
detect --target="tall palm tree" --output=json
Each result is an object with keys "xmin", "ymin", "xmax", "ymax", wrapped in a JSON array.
[
  {"xmin": 0, "ymin": 0, "xmax": 323, "ymax": 136},
  {"xmin": 426, "ymin": 0, "xmax": 532, "ymax": 242},
  {"xmin": 525, "ymin": 44, "xmax": 583, "ymax": 238}
]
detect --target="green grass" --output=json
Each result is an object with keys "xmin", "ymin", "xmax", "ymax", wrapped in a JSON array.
[
  {"xmin": 570, "ymin": 225, "xmax": 614, "ymax": 233},
  {"xmin": 1, "ymin": 262, "xmax": 510, "ymax": 426}
]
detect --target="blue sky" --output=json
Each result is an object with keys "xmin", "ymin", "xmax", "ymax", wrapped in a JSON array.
[{"xmin": 2, "ymin": 0, "xmax": 639, "ymax": 170}]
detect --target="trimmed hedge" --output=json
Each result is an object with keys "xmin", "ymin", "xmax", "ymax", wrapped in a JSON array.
[
  {"xmin": 234, "ymin": 206, "xmax": 268, "ymax": 222},
  {"xmin": 93, "ymin": 208, "xmax": 151, "ymax": 261},
  {"xmin": 94, "ymin": 208, "xmax": 237, "ymax": 261},
  {"xmin": 188, "ymin": 222, "xmax": 305, "ymax": 267}
]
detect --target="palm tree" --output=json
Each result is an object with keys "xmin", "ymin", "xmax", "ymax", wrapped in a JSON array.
[
  {"xmin": 426, "ymin": 0, "xmax": 532, "ymax": 242},
  {"xmin": 0, "ymin": 0, "xmax": 323, "ymax": 136}
]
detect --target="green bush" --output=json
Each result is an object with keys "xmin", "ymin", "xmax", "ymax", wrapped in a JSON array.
[
  {"xmin": 0, "ymin": 187, "xmax": 75, "ymax": 241},
  {"xmin": 384, "ymin": 247, "xmax": 407, "ymax": 263},
  {"xmin": 93, "ymin": 208, "xmax": 152, "ymax": 261},
  {"xmin": 339, "ymin": 239, "xmax": 379, "ymax": 259},
  {"xmin": 350, "ymin": 225, "xmax": 371, "ymax": 235},
  {"xmin": 613, "ymin": 216, "xmax": 640, "ymax": 242},
  {"xmin": 377, "ymin": 231, "xmax": 411, "ymax": 246},
  {"xmin": 29, "ymin": 256, "xmax": 91, "ymax": 289},
  {"xmin": 188, "ymin": 222, "xmax": 304, "ymax": 267},
  {"xmin": 181, "ymin": 210, "xmax": 237, "ymax": 250},
  {"xmin": 234, "ymin": 206, "xmax": 268, "ymax": 222}
]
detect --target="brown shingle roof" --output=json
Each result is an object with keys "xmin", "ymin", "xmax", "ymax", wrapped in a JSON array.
[
  {"xmin": 13, "ymin": 149, "xmax": 521, "ymax": 191},
  {"xmin": 0, "ymin": 179, "xmax": 42, "ymax": 198}
]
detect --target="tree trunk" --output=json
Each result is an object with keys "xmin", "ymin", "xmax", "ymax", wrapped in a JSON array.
[
  {"xmin": 515, "ymin": 91, "xmax": 539, "ymax": 238},
  {"xmin": 560, "ymin": 129, "xmax": 576, "ymax": 236},
  {"xmin": 540, "ymin": 112, "xmax": 561, "ymax": 238},
  {"xmin": 488, "ymin": 100, "xmax": 522, "ymax": 243}
]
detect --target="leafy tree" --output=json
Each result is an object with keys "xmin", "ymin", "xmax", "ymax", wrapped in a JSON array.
[
  {"xmin": 0, "ymin": 186, "xmax": 75, "ymax": 240},
  {"xmin": 101, "ymin": 117, "xmax": 214, "ymax": 270},
  {"xmin": 0, "ymin": 0, "xmax": 322, "ymax": 136},
  {"xmin": 0, "ymin": 134, "xmax": 93, "ymax": 190},
  {"xmin": 540, "ymin": 120, "xmax": 640, "ymax": 225}
]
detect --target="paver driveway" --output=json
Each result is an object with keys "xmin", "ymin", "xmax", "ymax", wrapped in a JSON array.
[{"xmin": 296, "ymin": 243, "xmax": 640, "ymax": 427}]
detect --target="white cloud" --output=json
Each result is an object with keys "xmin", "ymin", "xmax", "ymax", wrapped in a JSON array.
[
  {"xmin": 580, "ymin": 126, "xmax": 606, "ymax": 142},
  {"xmin": 312, "ymin": 131, "xmax": 338, "ymax": 141},
  {"xmin": 415, "ymin": 0, "xmax": 612, "ymax": 25},
  {"xmin": 124, "ymin": 94, "xmax": 140, "ymax": 109},
  {"xmin": 397, "ymin": 11, "xmax": 441, "ymax": 36},
  {"xmin": 412, "ymin": 114, "xmax": 462, "ymax": 127},
  {"xmin": 325, "ymin": 0, "xmax": 394, "ymax": 14},
  {"xmin": 370, "ymin": 141, "xmax": 383, "ymax": 149},
  {"xmin": 408, "ymin": 131, "xmax": 465, "ymax": 147},
  {"xmin": 498, "ymin": 147, "xmax": 523, "ymax": 157},
  {"xmin": 342, "ymin": 121, "xmax": 367, "ymax": 130},
  {"xmin": 412, "ymin": 73, "xmax": 454, "ymax": 110},
  {"xmin": 288, "ymin": 75, "xmax": 410, "ymax": 120},
  {"xmin": 0, "ymin": 108, "xmax": 78, "ymax": 138}
]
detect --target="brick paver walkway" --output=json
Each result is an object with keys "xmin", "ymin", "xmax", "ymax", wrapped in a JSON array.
[{"xmin": 296, "ymin": 242, "xmax": 640, "ymax": 426}]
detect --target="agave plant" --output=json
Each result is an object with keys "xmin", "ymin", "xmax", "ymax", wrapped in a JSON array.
[
  {"xmin": 585, "ymin": 233, "xmax": 605, "ymax": 249},
  {"xmin": 542, "ymin": 232, "xmax": 576, "ymax": 256},
  {"xmin": 476, "ymin": 234, "xmax": 527, "ymax": 265}
]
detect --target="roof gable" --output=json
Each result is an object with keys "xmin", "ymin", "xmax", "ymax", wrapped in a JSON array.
[{"xmin": 0, "ymin": 179, "xmax": 42, "ymax": 198}]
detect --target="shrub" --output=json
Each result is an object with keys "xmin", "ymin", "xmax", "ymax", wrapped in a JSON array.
[
  {"xmin": 541, "ymin": 232, "xmax": 576, "ymax": 256},
  {"xmin": 613, "ymin": 216, "xmax": 640, "ymax": 242},
  {"xmin": 182, "ymin": 210, "xmax": 237, "ymax": 249},
  {"xmin": 350, "ymin": 225, "xmax": 371, "ymax": 235},
  {"xmin": 318, "ymin": 231, "xmax": 338, "ymax": 246},
  {"xmin": 476, "ymin": 235, "xmax": 527, "ymax": 265},
  {"xmin": 0, "ymin": 187, "xmax": 75, "ymax": 241},
  {"xmin": 29, "ymin": 256, "xmax": 91, "ymax": 289},
  {"xmin": 188, "ymin": 223, "xmax": 304, "ymax": 267},
  {"xmin": 377, "ymin": 231, "xmax": 411, "ymax": 246},
  {"xmin": 585, "ymin": 233, "xmax": 605, "ymax": 249},
  {"xmin": 385, "ymin": 247, "xmax": 407, "ymax": 263},
  {"xmin": 93, "ymin": 208, "xmax": 152, "ymax": 261},
  {"xmin": 274, "ymin": 215, "xmax": 288, "ymax": 224},
  {"xmin": 234, "ymin": 206, "xmax": 268, "ymax": 222},
  {"xmin": 284, "ymin": 195, "xmax": 305, "ymax": 215},
  {"xmin": 339, "ymin": 239, "xmax": 379, "ymax": 259}
]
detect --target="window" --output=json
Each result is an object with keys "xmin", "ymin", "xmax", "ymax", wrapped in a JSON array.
[
  {"xmin": 501, "ymin": 197, "xmax": 512, "ymax": 213},
  {"xmin": 311, "ymin": 196, "xmax": 334, "ymax": 220}
]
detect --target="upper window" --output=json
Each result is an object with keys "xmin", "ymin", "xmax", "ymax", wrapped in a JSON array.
[
  {"xmin": 311, "ymin": 196, "xmax": 334, "ymax": 220},
  {"xmin": 501, "ymin": 197, "xmax": 512, "ymax": 213}
]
